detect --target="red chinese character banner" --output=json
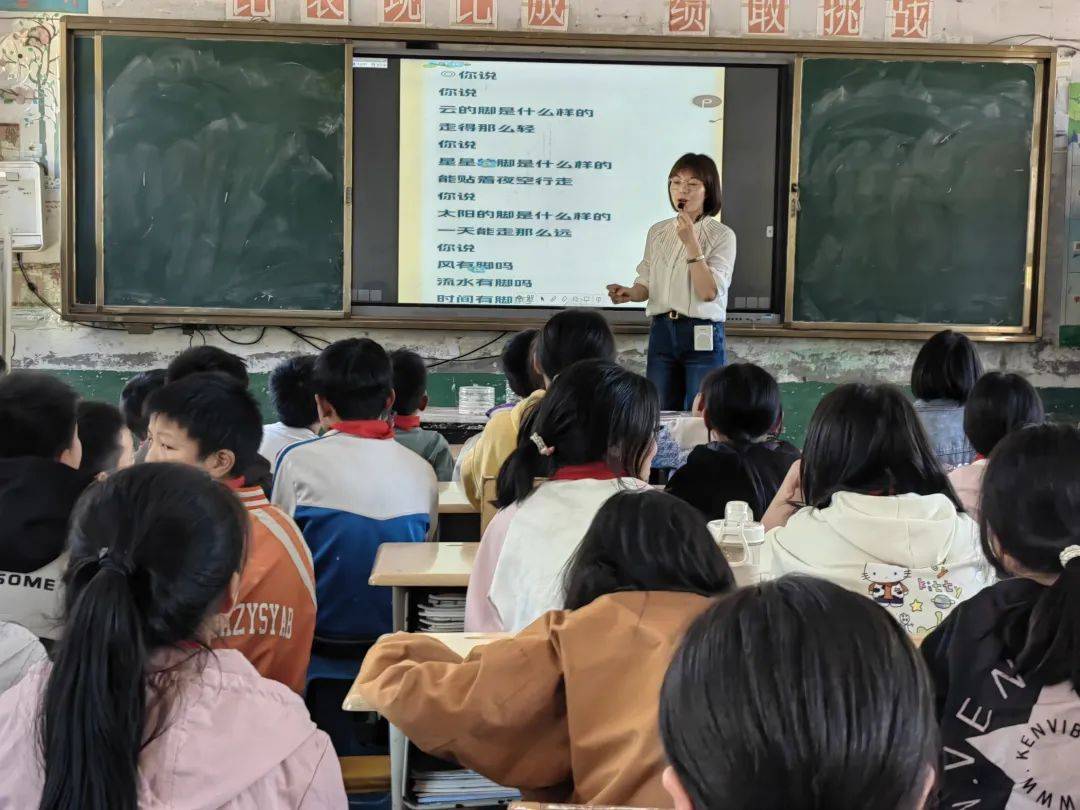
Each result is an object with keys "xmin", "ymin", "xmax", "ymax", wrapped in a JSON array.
[
  {"xmin": 454, "ymin": 0, "xmax": 496, "ymax": 25},
  {"xmin": 523, "ymin": 0, "xmax": 568, "ymax": 31},
  {"xmin": 819, "ymin": 0, "xmax": 862, "ymax": 38},
  {"xmin": 303, "ymin": 0, "xmax": 348, "ymax": 23},
  {"xmin": 744, "ymin": 0, "xmax": 788, "ymax": 36},
  {"xmin": 227, "ymin": 0, "xmax": 274, "ymax": 20},
  {"xmin": 379, "ymin": 0, "xmax": 424, "ymax": 25},
  {"xmin": 666, "ymin": 0, "xmax": 709, "ymax": 35},
  {"xmin": 888, "ymin": 0, "xmax": 932, "ymax": 40}
]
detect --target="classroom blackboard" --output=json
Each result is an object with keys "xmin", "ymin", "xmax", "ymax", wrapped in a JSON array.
[
  {"xmin": 75, "ymin": 35, "xmax": 348, "ymax": 313},
  {"xmin": 791, "ymin": 58, "xmax": 1039, "ymax": 327}
]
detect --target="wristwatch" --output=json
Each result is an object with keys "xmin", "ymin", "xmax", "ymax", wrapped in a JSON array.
[{"xmin": 686, "ymin": 254, "xmax": 706, "ymax": 264}]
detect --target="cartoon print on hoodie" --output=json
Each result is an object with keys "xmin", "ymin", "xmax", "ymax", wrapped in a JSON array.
[{"xmin": 863, "ymin": 563, "xmax": 911, "ymax": 607}]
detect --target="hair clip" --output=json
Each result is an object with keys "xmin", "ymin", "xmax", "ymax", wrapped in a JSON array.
[
  {"xmin": 530, "ymin": 432, "xmax": 555, "ymax": 457},
  {"xmin": 1060, "ymin": 545, "xmax": 1080, "ymax": 569}
]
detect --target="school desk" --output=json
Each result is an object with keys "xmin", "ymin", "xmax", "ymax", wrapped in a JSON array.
[
  {"xmin": 343, "ymin": 631, "xmax": 507, "ymax": 810},
  {"xmin": 369, "ymin": 541, "xmax": 478, "ymax": 632},
  {"xmin": 437, "ymin": 481, "xmax": 481, "ymax": 541}
]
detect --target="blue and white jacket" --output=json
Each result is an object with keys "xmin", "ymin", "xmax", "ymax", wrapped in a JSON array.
[{"xmin": 271, "ymin": 429, "xmax": 438, "ymax": 640}]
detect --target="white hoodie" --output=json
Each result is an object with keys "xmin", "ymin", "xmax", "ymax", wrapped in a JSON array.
[{"xmin": 767, "ymin": 491, "xmax": 993, "ymax": 638}]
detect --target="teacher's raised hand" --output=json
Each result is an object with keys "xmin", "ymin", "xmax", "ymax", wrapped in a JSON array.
[{"xmin": 676, "ymin": 210, "xmax": 702, "ymax": 255}]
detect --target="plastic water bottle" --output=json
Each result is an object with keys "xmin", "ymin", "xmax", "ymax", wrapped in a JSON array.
[
  {"xmin": 708, "ymin": 501, "xmax": 768, "ymax": 586},
  {"xmin": 458, "ymin": 385, "xmax": 496, "ymax": 416}
]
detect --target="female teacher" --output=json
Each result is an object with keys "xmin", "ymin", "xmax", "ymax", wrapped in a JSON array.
[{"xmin": 607, "ymin": 153, "xmax": 736, "ymax": 411}]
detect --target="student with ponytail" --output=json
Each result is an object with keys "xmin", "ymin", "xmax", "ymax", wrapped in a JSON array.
[
  {"xmin": 0, "ymin": 464, "xmax": 346, "ymax": 809},
  {"xmin": 922, "ymin": 423, "xmax": 1080, "ymax": 809},
  {"xmin": 465, "ymin": 359, "xmax": 659, "ymax": 632}
]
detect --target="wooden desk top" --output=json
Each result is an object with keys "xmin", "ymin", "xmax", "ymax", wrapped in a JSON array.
[
  {"xmin": 369, "ymin": 542, "xmax": 478, "ymax": 587},
  {"xmin": 343, "ymin": 632, "xmax": 507, "ymax": 712},
  {"xmin": 438, "ymin": 481, "xmax": 478, "ymax": 514}
]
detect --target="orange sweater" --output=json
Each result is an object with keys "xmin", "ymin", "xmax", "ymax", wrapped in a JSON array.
[
  {"xmin": 213, "ymin": 486, "xmax": 317, "ymax": 693},
  {"xmin": 356, "ymin": 591, "xmax": 712, "ymax": 806}
]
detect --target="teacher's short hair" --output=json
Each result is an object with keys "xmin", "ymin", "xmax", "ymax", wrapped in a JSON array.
[{"xmin": 668, "ymin": 153, "xmax": 722, "ymax": 218}]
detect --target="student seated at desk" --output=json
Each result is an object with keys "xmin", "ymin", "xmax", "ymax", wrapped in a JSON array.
[
  {"xmin": 667, "ymin": 363, "xmax": 799, "ymax": 521},
  {"xmin": 0, "ymin": 372, "xmax": 93, "ymax": 642},
  {"xmin": 459, "ymin": 309, "xmax": 616, "ymax": 510},
  {"xmin": 660, "ymin": 576, "xmax": 937, "ymax": 810},
  {"xmin": 494, "ymin": 328, "xmax": 542, "ymax": 414},
  {"xmin": 466, "ymin": 359, "xmax": 658, "ymax": 632},
  {"xmin": 923, "ymin": 425, "xmax": 1080, "ymax": 810},
  {"xmin": 357, "ymin": 489, "xmax": 734, "ymax": 807},
  {"xmin": 145, "ymin": 373, "xmax": 316, "ymax": 694},
  {"xmin": 273, "ymin": 338, "xmax": 437, "ymax": 641},
  {"xmin": 911, "ymin": 329, "xmax": 983, "ymax": 469},
  {"xmin": 947, "ymin": 371, "xmax": 1043, "ymax": 522},
  {"xmin": 0, "ymin": 464, "xmax": 347, "ymax": 809},
  {"xmin": 77, "ymin": 401, "xmax": 136, "ymax": 480},
  {"xmin": 762, "ymin": 383, "xmax": 991, "ymax": 639},
  {"xmin": 390, "ymin": 349, "xmax": 454, "ymax": 482},
  {"xmin": 260, "ymin": 355, "xmax": 320, "ymax": 471},
  {"xmin": 120, "ymin": 368, "xmax": 166, "ymax": 463}
]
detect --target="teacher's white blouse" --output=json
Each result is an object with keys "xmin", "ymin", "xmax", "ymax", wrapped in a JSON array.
[{"xmin": 633, "ymin": 216, "xmax": 736, "ymax": 321}]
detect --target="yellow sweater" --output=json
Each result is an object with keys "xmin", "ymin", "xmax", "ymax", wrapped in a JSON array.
[{"xmin": 460, "ymin": 389, "xmax": 545, "ymax": 509}]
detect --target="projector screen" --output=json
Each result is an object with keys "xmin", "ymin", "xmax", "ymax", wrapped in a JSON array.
[
  {"xmin": 351, "ymin": 55, "xmax": 783, "ymax": 315},
  {"xmin": 395, "ymin": 58, "xmax": 726, "ymax": 308}
]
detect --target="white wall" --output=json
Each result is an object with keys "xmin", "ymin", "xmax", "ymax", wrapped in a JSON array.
[{"xmin": 4, "ymin": 0, "xmax": 1080, "ymax": 385}]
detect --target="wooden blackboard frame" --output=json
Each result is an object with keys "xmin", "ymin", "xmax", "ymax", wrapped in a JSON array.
[
  {"xmin": 784, "ymin": 54, "xmax": 1050, "ymax": 336},
  {"xmin": 58, "ymin": 17, "xmax": 1055, "ymax": 340}
]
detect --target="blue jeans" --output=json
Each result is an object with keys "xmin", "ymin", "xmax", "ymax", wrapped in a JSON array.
[{"xmin": 646, "ymin": 316, "xmax": 726, "ymax": 411}]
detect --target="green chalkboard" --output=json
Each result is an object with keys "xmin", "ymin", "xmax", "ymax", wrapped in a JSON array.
[
  {"xmin": 792, "ymin": 58, "xmax": 1038, "ymax": 327},
  {"xmin": 78, "ymin": 35, "xmax": 347, "ymax": 313}
]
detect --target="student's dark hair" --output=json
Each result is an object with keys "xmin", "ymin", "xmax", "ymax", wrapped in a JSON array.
[
  {"xmin": 390, "ymin": 348, "xmax": 428, "ymax": 416},
  {"xmin": 268, "ymin": 355, "xmax": 318, "ymax": 429},
  {"xmin": 563, "ymin": 489, "xmax": 734, "ymax": 610},
  {"xmin": 501, "ymin": 329, "xmax": 542, "ymax": 398},
  {"xmin": 801, "ymin": 383, "xmax": 962, "ymax": 511},
  {"xmin": 0, "ymin": 370, "xmax": 79, "ymax": 460},
  {"xmin": 910, "ymin": 329, "xmax": 983, "ymax": 404},
  {"xmin": 38, "ymin": 463, "xmax": 247, "ymax": 810},
  {"xmin": 701, "ymin": 363, "xmax": 782, "ymax": 443},
  {"xmin": 963, "ymin": 371, "xmax": 1044, "ymax": 458},
  {"xmin": 166, "ymin": 346, "xmax": 249, "ymax": 387},
  {"xmin": 660, "ymin": 576, "xmax": 937, "ymax": 810},
  {"xmin": 981, "ymin": 424, "xmax": 1080, "ymax": 690},
  {"xmin": 77, "ymin": 401, "xmax": 128, "ymax": 477},
  {"xmin": 314, "ymin": 338, "xmax": 393, "ymax": 421},
  {"xmin": 534, "ymin": 308, "xmax": 616, "ymax": 381},
  {"xmin": 119, "ymin": 369, "xmax": 166, "ymax": 441},
  {"xmin": 146, "ymin": 372, "xmax": 263, "ymax": 478},
  {"xmin": 668, "ymin": 152, "xmax": 723, "ymax": 218},
  {"xmin": 496, "ymin": 360, "xmax": 658, "ymax": 507}
]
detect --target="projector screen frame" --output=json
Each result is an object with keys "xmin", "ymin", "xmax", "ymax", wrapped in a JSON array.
[{"xmin": 59, "ymin": 16, "xmax": 1054, "ymax": 342}]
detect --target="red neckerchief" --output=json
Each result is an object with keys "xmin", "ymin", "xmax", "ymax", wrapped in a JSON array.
[
  {"xmin": 393, "ymin": 414, "xmax": 422, "ymax": 431},
  {"xmin": 975, "ymin": 453, "xmax": 987, "ymax": 462},
  {"xmin": 332, "ymin": 420, "xmax": 395, "ymax": 440},
  {"xmin": 223, "ymin": 476, "xmax": 246, "ymax": 491},
  {"xmin": 551, "ymin": 462, "xmax": 619, "ymax": 482}
]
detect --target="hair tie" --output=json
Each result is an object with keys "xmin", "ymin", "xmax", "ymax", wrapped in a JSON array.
[
  {"xmin": 97, "ymin": 547, "xmax": 131, "ymax": 578},
  {"xmin": 530, "ymin": 432, "xmax": 555, "ymax": 457},
  {"xmin": 1060, "ymin": 546, "xmax": 1080, "ymax": 569}
]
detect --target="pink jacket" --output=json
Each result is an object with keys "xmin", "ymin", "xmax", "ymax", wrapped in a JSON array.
[
  {"xmin": 0, "ymin": 648, "xmax": 347, "ymax": 809},
  {"xmin": 464, "ymin": 502, "xmax": 520, "ymax": 631}
]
